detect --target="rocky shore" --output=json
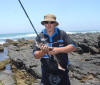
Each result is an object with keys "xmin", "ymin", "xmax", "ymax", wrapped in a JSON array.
[{"xmin": 0, "ymin": 32, "xmax": 100, "ymax": 85}]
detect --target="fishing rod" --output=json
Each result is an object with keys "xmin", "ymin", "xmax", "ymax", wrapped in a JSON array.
[
  {"xmin": 18, "ymin": 0, "xmax": 41, "ymax": 42},
  {"xmin": 18, "ymin": 0, "xmax": 54, "ymax": 51},
  {"xmin": 17, "ymin": 0, "xmax": 64, "ymax": 77}
]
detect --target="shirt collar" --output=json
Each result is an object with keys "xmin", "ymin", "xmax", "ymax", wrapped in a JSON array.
[{"xmin": 42, "ymin": 27, "xmax": 58, "ymax": 37}]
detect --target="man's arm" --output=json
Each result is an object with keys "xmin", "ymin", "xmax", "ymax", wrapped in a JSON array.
[
  {"xmin": 34, "ymin": 50, "xmax": 45, "ymax": 59},
  {"xmin": 34, "ymin": 44, "xmax": 52, "ymax": 59},
  {"xmin": 48, "ymin": 44, "xmax": 76, "ymax": 55}
]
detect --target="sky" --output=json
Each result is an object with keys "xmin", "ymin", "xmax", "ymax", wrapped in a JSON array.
[{"xmin": 0, "ymin": 0, "xmax": 100, "ymax": 34}]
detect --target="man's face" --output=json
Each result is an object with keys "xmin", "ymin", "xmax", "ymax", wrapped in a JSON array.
[{"xmin": 44, "ymin": 21, "xmax": 56, "ymax": 31}]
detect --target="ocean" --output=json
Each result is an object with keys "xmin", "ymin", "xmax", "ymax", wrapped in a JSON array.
[
  {"xmin": 0, "ymin": 33, "xmax": 36, "ymax": 44},
  {"xmin": 0, "ymin": 30, "xmax": 100, "ymax": 44}
]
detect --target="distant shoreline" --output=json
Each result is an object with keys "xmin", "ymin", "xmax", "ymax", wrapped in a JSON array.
[{"xmin": 0, "ymin": 31, "xmax": 100, "ymax": 44}]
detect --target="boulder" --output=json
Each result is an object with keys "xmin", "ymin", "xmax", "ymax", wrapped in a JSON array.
[
  {"xmin": 0, "ymin": 45, "xmax": 4, "ymax": 52},
  {"xmin": 6, "ymin": 39, "xmax": 14, "ymax": 44},
  {"xmin": 0, "ymin": 58, "xmax": 10, "ymax": 70}
]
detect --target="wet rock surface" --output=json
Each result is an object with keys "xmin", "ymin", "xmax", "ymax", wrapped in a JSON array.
[
  {"xmin": 69, "ymin": 33, "xmax": 100, "ymax": 54},
  {"xmin": 0, "ymin": 71, "xmax": 15, "ymax": 85},
  {"xmin": 7, "ymin": 32, "xmax": 100, "ymax": 85},
  {"xmin": 0, "ymin": 44, "xmax": 4, "ymax": 52},
  {"xmin": 69, "ymin": 53, "xmax": 100, "ymax": 85},
  {"xmin": 8, "ymin": 44, "xmax": 41, "ymax": 79},
  {"xmin": 11, "ymin": 64, "xmax": 36, "ymax": 85}
]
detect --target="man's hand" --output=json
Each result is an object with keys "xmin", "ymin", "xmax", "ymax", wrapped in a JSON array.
[
  {"xmin": 48, "ymin": 47, "xmax": 59, "ymax": 55},
  {"xmin": 39, "ymin": 43, "xmax": 53, "ymax": 54}
]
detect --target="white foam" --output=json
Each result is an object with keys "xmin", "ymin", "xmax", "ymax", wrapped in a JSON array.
[
  {"xmin": 0, "ymin": 33, "xmax": 36, "ymax": 41},
  {"xmin": 0, "ymin": 41, "xmax": 5, "ymax": 44},
  {"xmin": 23, "ymin": 33, "xmax": 36, "ymax": 37}
]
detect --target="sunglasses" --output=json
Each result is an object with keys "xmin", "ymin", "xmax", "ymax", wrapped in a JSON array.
[{"xmin": 44, "ymin": 21, "xmax": 55, "ymax": 24}]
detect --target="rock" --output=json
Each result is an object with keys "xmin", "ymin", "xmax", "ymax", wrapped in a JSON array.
[
  {"xmin": 11, "ymin": 41, "xmax": 19, "ymax": 46},
  {"xmin": 8, "ymin": 44, "xmax": 41, "ymax": 79},
  {"xmin": 78, "ymin": 43, "xmax": 90, "ymax": 53},
  {"xmin": 32, "ymin": 79, "xmax": 41, "ymax": 85},
  {"xmin": 0, "ymin": 58, "xmax": 10, "ymax": 70},
  {"xmin": 0, "ymin": 80, "xmax": 3, "ymax": 85},
  {"xmin": 69, "ymin": 33, "xmax": 100, "ymax": 54},
  {"xmin": 3, "ymin": 42, "xmax": 10, "ymax": 47},
  {"xmin": 89, "ymin": 46, "xmax": 100, "ymax": 54},
  {"xmin": 69, "ymin": 53, "xmax": 100, "ymax": 84},
  {"xmin": 0, "ymin": 44, "xmax": 4, "ymax": 52},
  {"xmin": 0, "ymin": 71, "xmax": 15, "ymax": 85},
  {"xmin": 18, "ymin": 38, "xmax": 33, "ymax": 46},
  {"xmin": 70, "ymin": 78, "xmax": 81, "ymax": 85},
  {"xmin": 27, "ymin": 40, "xmax": 34, "ymax": 43},
  {"xmin": 7, "ymin": 33, "xmax": 100, "ymax": 85},
  {"xmin": 11, "ymin": 65, "xmax": 35, "ymax": 85},
  {"xmin": 18, "ymin": 38, "xmax": 26, "ymax": 42},
  {"xmin": 6, "ymin": 39, "xmax": 14, "ymax": 44},
  {"xmin": 75, "ymin": 47, "xmax": 83, "ymax": 54},
  {"xmin": 98, "ymin": 41, "xmax": 100, "ymax": 48}
]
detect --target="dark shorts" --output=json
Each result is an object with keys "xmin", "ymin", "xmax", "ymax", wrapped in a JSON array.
[{"xmin": 40, "ymin": 69, "xmax": 71, "ymax": 85}]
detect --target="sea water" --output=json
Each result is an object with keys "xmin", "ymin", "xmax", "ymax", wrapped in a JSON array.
[
  {"xmin": 0, "ymin": 47, "xmax": 12, "ymax": 73},
  {"xmin": 0, "ymin": 33, "xmax": 36, "ymax": 44},
  {"xmin": 0, "ymin": 31, "xmax": 100, "ymax": 44}
]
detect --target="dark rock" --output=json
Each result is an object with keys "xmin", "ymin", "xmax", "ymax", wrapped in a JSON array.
[
  {"xmin": 0, "ymin": 44, "xmax": 4, "ymax": 52},
  {"xmin": 75, "ymin": 47, "xmax": 83, "ymax": 54},
  {"xmin": 6, "ymin": 39, "xmax": 14, "ymax": 44},
  {"xmin": 8, "ymin": 44, "xmax": 41, "ymax": 79},
  {"xmin": 3, "ymin": 42, "xmax": 10, "ymax": 47},
  {"xmin": 18, "ymin": 38, "xmax": 26, "ymax": 42},
  {"xmin": 89, "ymin": 46, "xmax": 100, "ymax": 54},
  {"xmin": 11, "ymin": 59, "xmax": 25, "ymax": 69},
  {"xmin": 78, "ymin": 43, "xmax": 90, "ymax": 53},
  {"xmin": 69, "ymin": 33, "xmax": 100, "ymax": 54},
  {"xmin": 8, "ymin": 33, "xmax": 100, "ymax": 85},
  {"xmin": 11, "ymin": 41, "xmax": 19, "ymax": 46}
]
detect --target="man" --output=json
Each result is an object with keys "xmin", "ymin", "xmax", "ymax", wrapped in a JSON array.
[{"xmin": 33, "ymin": 14, "xmax": 76, "ymax": 85}]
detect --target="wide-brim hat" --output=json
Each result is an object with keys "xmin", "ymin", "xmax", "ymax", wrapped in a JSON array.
[{"xmin": 41, "ymin": 14, "xmax": 59, "ymax": 26}]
